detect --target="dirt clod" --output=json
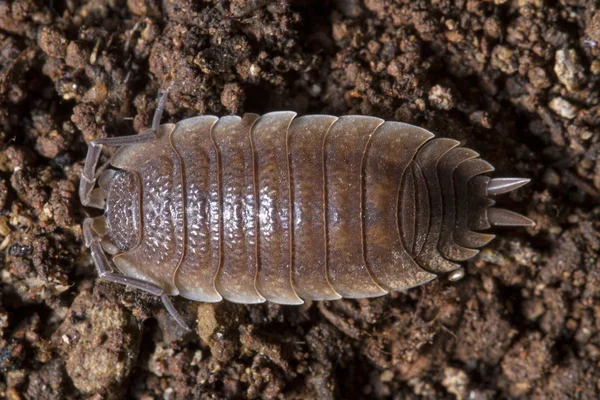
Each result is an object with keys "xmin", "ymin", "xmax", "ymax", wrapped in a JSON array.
[
  {"xmin": 501, "ymin": 333, "xmax": 552, "ymax": 397},
  {"xmin": 38, "ymin": 26, "xmax": 69, "ymax": 59},
  {"xmin": 196, "ymin": 302, "xmax": 245, "ymax": 362},
  {"xmin": 549, "ymin": 97, "xmax": 578, "ymax": 120},
  {"xmin": 52, "ymin": 289, "xmax": 141, "ymax": 394},
  {"xmin": 428, "ymin": 85, "xmax": 454, "ymax": 111},
  {"xmin": 554, "ymin": 49, "xmax": 586, "ymax": 92}
]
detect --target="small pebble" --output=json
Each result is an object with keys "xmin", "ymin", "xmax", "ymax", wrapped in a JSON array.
[
  {"xmin": 448, "ymin": 268, "xmax": 465, "ymax": 281},
  {"xmin": 428, "ymin": 85, "xmax": 454, "ymax": 110},
  {"xmin": 380, "ymin": 370, "xmax": 394, "ymax": 382},
  {"xmin": 548, "ymin": 97, "xmax": 578, "ymax": 119},
  {"xmin": 554, "ymin": 49, "xmax": 585, "ymax": 92}
]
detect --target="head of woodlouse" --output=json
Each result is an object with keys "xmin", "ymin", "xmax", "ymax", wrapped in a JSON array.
[
  {"xmin": 88, "ymin": 169, "xmax": 142, "ymax": 255},
  {"xmin": 104, "ymin": 170, "xmax": 142, "ymax": 252},
  {"xmin": 78, "ymin": 114, "xmax": 534, "ymax": 332}
]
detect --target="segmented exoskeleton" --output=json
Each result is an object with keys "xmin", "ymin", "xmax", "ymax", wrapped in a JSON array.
[{"xmin": 80, "ymin": 98, "xmax": 533, "ymax": 330}]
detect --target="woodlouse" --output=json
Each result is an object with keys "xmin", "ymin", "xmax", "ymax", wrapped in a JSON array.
[{"xmin": 80, "ymin": 94, "xmax": 533, "ymax": 330}]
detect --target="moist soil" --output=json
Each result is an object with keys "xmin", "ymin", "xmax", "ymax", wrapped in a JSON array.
[{"xmin": 1, "ymin": 0, "xmax": 600, "ymax": 399}]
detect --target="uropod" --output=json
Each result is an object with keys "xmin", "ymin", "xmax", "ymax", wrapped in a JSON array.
[{"xmin": 80, "ymin": 93, "xmax": 534, "ymax": 330}]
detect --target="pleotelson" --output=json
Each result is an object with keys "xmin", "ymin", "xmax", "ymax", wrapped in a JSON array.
[{"xmin": 110, "ymin": 112, "xmax": 500, "ymax": 303}]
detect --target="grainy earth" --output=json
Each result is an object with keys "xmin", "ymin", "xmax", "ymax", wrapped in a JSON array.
[{"xmin": 0, "ymin": 0, "xmax": 599, "ymax": 399}]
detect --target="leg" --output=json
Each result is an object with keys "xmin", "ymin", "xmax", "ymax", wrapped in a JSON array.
[
  {"xmin": 161, "ymin": 294, "xmax": 191, "ymax": 331},
  {"xmin": 79, "ymin": 131, "xmax": 155, "ymax": 208},
  {"xmin": 80, "ymin": 88, "xmax": 169, "ymax": 208},
  {"xmin": 152, "ymin": 88, "xmax": 169, "ymax": 131},
  {"xmin": 83, "ymin": 218, "xmax": 191, "ymax": 330}
]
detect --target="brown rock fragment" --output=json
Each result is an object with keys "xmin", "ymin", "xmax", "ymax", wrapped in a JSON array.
[
  {"xmin": 65, "ymin": 41, "xmax": 90, "ymax": 70},
  {"xmin": 230, "ymin": 0, "xmax": 269, "ymax": 17},
  {"xmin": 220, "ymin": 83, "xmax": 245, "ymax": 114},
  {"xmin": 442, "ymin": 367, "xmax": 469, "ymax": 399},
  {"xmin": 127, "ymin": 0, "xmax": 161, "ymax": 17},
  {"xmin": 585, "ymin": 10, "xmax": 600, "ymax": 44},
  {"xmin": 554, "ymin": 49, "xmax": 585, "ymax": 92},
  {"xmin": 428, "ymin": 85, "xmax": 454, "ymax": 110},
  {"xmin": 484, "ymin": 16, "xmax": 503, "ymax": 39},
  {"xmin": 491, "ymin": 45, "xmax": 517, "ymax": 74},
  {"xmin": 239, "ymin": 324, "xmax": 289, "ymax": 371},
  {"xmin": 53, "ymin": 290, "xmax": 141, "ymax": 394},
  {"xmin": 501, "ymin": 333, "xmax": 551, "ymax": 397},
  {"xmin": 333, "ymin": 0, "xmax": 363, "ymax": 18},
  {"xmin": 35, "ymin": 129, "xmax": 71, "ymax": 159},
  {"xmin": 38, "ymin": 27, "xmax": 68, "ymax": 58},
  {"xmin": 455, "ymin": 301, "xmax": 518, "ymax": 365},
  {"xmin": 24, "ymin": 360, "xmax": 66, "ymax": 400},
  {"xmin": 549, "ymin": 97, "xmax": 578, "ymax": 120},
  {"xmin": 527, "ymin": 67, "xmax": 551, "ymax": 89},
  {"xmin": 197, "ymin": 302, "xmax": 245, "ymax": 362}
]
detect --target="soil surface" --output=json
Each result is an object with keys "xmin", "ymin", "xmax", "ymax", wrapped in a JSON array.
[{"xmin": 0, "ymin": 0, "xmax": 599, "ymax": 399}]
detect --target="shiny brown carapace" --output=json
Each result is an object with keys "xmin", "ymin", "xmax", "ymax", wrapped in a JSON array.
[{"xmin": 80, "ymin": 106, "xmax": 533, "ymax": 330}]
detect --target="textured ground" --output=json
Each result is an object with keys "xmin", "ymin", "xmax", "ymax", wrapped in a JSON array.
[{"xmin": 0, "ymin": 0, "xmax": 599, "ymax": 399}]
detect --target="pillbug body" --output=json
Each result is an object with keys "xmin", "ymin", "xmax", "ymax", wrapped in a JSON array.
[{"xmin": 80, "ymin": 103, "xmax": 533, "ymax": 330}]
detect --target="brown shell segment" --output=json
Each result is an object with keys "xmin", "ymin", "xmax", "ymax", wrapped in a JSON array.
[
  {"xmin": 363, "ymin": 122, "xmax": 436, "ymax": 291},
  {"xmin": 398, "ymin": 163, "xmax": 417, "ymax": 254},
  {"xmin": 409, "ymin": 162, "xmax": 430, "ymax": 256},
  {"xmin": 413, "ymin": 138, "xmax": 461, "ymax": 274},
  {"xmin": 212, "ymin": 114, "xmax": 265, "ymax": 304},
  {"xmin": 288, "ymin": 115, "xmax": 341, "ymax": 300},
  {"xmin": 437, "ymin": 147, "xmax": 480, "ymax": 262},
  {"xmin": 324, "ymin": 116, "xmax": 387, "ymax": 298},
  {"xmin": 252, "ymin": 112, "xmax": 303, "ymax": 304},
  {"xmin": 171, "ymin": 116, "xmax": 222, "ymax": 302}
]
